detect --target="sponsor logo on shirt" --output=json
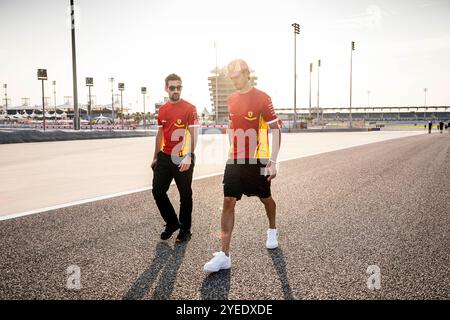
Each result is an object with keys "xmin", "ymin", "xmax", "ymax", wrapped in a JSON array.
[
  {"xmin": 174, "ymin": 118, "xmax": 185, "ymax": 128},
  {"xmin": 244, "ymin": 111, "xmax": 257, "ymax": 121}
]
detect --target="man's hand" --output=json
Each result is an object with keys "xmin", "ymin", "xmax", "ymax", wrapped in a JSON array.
[
  {"xmin": 179, "ymin": 154, "xmax": 191, "ymax": 172},
  {"xmin": 265, "ymin": 160, "xmax": 277, "ymax": 181},
  {"xmin": 151, "ymin": 159, "xmax": 157, "ymax": 170}
]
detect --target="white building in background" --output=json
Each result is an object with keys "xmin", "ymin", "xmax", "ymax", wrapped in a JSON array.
[{"xmin": 208, "ymin": 67, "xmax": 257, "ymax": 124}]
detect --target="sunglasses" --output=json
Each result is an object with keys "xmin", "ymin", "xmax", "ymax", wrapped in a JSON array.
[{"xmin": 168, "ymin": 85, "xmax": 183, "ymax": 91}]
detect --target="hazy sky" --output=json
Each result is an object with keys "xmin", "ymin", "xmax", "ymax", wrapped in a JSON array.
[{"xmin": 1, "ymin": 0, "xmax": 449, "ymax": 112}]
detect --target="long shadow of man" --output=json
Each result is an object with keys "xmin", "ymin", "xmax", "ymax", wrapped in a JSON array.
[
  {"xmin": 200, "ymin": 269, "xmax": 231, "ymax": 300},
  {"xmin": 123, "ymin": 241, "xmax": 188, "ymax": 300},
  {"xmin": 267, "ymin": 248, "xmax": 295, "ymax": 300}
]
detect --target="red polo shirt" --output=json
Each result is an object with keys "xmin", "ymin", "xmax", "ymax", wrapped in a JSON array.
[
  {"xmin": 227, "ymin": 87, "xmax": 281, "ymax": 159},
  {"xmin": 157, "ymin": 99, "xmax": 199, "ymax": 157}
]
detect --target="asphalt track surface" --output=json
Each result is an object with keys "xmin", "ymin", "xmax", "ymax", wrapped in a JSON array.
[
  {"xmin": 0, "ymin": 131, "xmax": 423, "ymax": 217},
  {"xmin": 0, "ymin": 133, "xmax": 449, "ymax": 299}
]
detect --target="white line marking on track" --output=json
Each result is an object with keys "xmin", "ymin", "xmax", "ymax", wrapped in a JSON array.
[
  {"xmin": 0, "ymin": 173, "xmax": 225, "ymax": 221},
  {"xmin": 0, "ymin": 132, "xmax": 424, "ymax": 221}
]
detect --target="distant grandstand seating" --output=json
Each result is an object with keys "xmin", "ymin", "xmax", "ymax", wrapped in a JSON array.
[{"xmin": 275, "ymin": 106, "xmax": 449, "ymax": 123}]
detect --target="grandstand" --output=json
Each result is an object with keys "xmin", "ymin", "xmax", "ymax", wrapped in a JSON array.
[{"xmin": 276, "ymin": 106, "xmax": 450, "ymax": 123}]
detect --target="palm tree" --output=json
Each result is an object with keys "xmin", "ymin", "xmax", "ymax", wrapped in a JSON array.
[{"xmin": 133, "ymin": 112, "xmax": 143, "ymax": 126}]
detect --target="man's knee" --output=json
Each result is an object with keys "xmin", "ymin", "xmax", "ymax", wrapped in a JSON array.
[
  {"xmin": 259, "ymin": 196, "xmax": 275, "ymax": 206},
  {"xmin": 223, "ymin": 197, "xmax": 237, "ymax": 210}
]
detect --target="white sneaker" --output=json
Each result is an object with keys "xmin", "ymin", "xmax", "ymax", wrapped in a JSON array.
[
  {"xmin": 203, "ymin": 251, "xmax": 231, "ymax": 272},
  {"xmin": 266, "ymin": 229, "xmax": 278, "ymax": 249}
]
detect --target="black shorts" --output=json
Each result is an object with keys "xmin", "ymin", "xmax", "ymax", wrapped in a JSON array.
[{"xmin": 223, "ymin": 159, "xmax": 271, "ymax": 201}]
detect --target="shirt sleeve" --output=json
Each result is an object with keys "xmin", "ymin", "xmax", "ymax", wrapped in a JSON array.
[
  {"xmin": 157, "ymin": 109, "xmax": 163, "ymax": 127},
  {"xmin": 228, "ymin": 113, "xmax": 233, "ymax": 129},
  {"xmin": 188, "ymin": 106, "xmax": 199, "ymax": 127},
  {"xmin": 261, "ymin": 94, "xmax": 281, "ymax": 127},
  {"xmin": 227, "ymin": 96, "xmax": 233, "ymax": 129}
]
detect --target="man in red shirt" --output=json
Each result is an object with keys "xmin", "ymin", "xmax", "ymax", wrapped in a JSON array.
[
  {"xmin": 151, "ymin": 73, "xmax": 199, "ymax": 242},
  {"xmin": 204, "ymin": 59, "xmax": 282, "ymax": 272}
]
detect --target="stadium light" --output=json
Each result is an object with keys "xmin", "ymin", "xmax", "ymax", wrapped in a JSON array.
[
  {"xmin": 37, "ymin": 69, "xmax": 47, "ymax": 131},
  {"xmin": 291, "ymin": 23, "xmax": 300, "ymax": 129}
]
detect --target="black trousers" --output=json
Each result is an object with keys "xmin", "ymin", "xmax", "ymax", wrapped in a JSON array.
[{"xmin": 152, "ymin": 151, "xmax": 194, "ymax": 231}]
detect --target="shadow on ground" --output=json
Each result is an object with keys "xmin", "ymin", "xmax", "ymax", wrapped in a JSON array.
[{"xmin": 123, "ymin": 241, "xmax": 187, "ymax": 300}]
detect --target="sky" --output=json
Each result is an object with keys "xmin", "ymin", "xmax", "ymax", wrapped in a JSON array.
[{"xmin": 1, "ymin": 0, "xmax": 449, "ymax": 113}]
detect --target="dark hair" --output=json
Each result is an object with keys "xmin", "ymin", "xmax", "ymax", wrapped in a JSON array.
[{"xmin": 165, "ymin": 73, "xmax": 182, "ymax": 86}]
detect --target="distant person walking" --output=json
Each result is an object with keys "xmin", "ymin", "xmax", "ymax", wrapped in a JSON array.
[
  {"xmin": 439, "ymin": 121, "xmax": 444, "ymax": 133},
  {"xmin": 428, "ymin": 121, "xmax": 432, "ymax": 134},
  {"xmin": 203, "ymin": 59, "xmax": 282, "ymax": 273},
  {"xmin": 151, "ymin": 73, "xmax": 199, "ymax": 242}
]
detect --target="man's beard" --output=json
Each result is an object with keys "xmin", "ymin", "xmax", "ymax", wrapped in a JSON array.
[{"xmin": 170, "ymin": 94, "xmax": 180, "ymax": 102}]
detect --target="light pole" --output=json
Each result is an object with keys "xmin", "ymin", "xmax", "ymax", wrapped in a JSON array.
[
  {"xmin": 3, "ymin": 84, "xmax": 7, "ymax": 116},
  {"xmin": 118, "ymin": 83, "xmax": 124, "ymax": 129},
  {"xmin": 214, "ymin": 41, "xmax": 219, "ymax": 125},
  {"xmin": 86, "ymin": 77, "xmax": 93, "ymax": 130},
  {"xmin": 70, "ymin": 0, "xmax": 79, "ymax": 130},
  {"xmin": 317, "ymin": 59, "xmax": 321, "ymax": 125},
  {"xmin": 367, "ymin": 90, "xmax": 371, "ymax": 108},
  {"xmin": 37, "ymin": 69, "xmax": 48, "ymax": 131},
  {"xmin": 52, "ymin": 81, "xmax": 57, "ymax": 123},
  {"xmin": 109, "ymin": 77, "xmax": 115, "ymax": 126},
  {"xmin": 45, "ymin": 97, "xmax": 51, "ymax": 110},
  {"xmin": 292, "ymin": 23, "xmax": 300, "ymax": 129},
  {"xmin": 141, "ymin": 87, "xmax": 147, "ymax": 130},
  {"xmin": 349, "ymin": 41, "xmax": 355, "ymax": 128},
  {"xmin": 424, "ymin": 88, "xmax": 427, "ymax": 119},
  {"xmin": 21, "ymin": 98, "xmax": 30, "ymax": 106},
  {"xmin": 424, "ymin": 87, "xmax": 428, "ymax": 106},
  {"xmin": 309, "ymin": 62, "xmax": 313, "ymax": 118}
]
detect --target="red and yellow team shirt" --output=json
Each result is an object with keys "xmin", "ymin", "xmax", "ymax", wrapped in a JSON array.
[
  {"xmin": 157, "ymin": 99, "xmax": 199, "ymax": 157},
  {"xmin": 227, "ymin": 87, "xmax": 281, "ymax": 160}
]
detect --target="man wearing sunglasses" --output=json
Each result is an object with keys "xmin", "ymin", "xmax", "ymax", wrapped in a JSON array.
[
  {"xmin": 152, "ymin": 73, "xmax": 199, "ymax": 242},
  {"xmin": 204, "ymin": 59, "xmax": 282, "ymax": 272}
]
